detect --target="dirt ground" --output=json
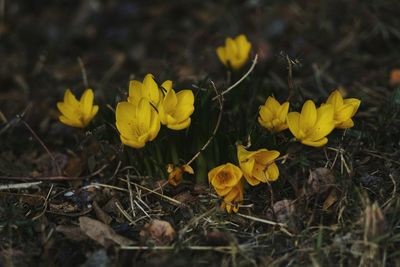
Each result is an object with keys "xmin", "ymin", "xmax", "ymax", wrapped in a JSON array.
[{"xmin": 1, "ymin": 1, "xmax": 400, "ymax": 266}]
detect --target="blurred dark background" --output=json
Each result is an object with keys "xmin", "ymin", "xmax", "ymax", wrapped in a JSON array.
[{"xmin": 1, "ymin": 0, "xmax": 400, "ymax": 151}]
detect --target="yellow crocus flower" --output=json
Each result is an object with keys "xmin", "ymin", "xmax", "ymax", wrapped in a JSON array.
[
  {"xmin": 208, "ymin": 163, "xmax": 242, "ymax": 197},
  {"xmin": 324, "ymin": 90, "xmax": 361, "ymax": 129},
  {"xmin": 287, "ymin": 100, "xmax": 335, "ymax": 147},
  {"xmin": 158, "ymin": 80, "xmax": 195, "ymax": 130},
  {"xmin": 115, "ymin": 98, "xmax": 160, "ymax": 149},
  {"xmin": 237, "ymin": 145, "xmax": 280, "ymax": 186},
  {"xmin": 216, "ymin": 34, "xmax": 252, "ymax": 70},
  {"xmin": 167, "ymin": 164, "xmax": 194, "ymax": 186},
  {"xmin": 128, "ymin": 73, "xmax": 161, "ymax": 106},
  {"xmin": 221, "ymin": 183, "xmax": 243, "ymax": 214},
  {"xmin": 57, "ymin": 88, "xmax": 98, "ymax": 128},
  {"xmin": 258, "ymin": 96, "xmax": 290, "ymax": 133}
]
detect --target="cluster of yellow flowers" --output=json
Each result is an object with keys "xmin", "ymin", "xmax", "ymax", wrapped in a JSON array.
[
  {"xmin": 57, "ymin": 34, "xmax": 361, "ymax": 214},
  {"xmin": 258, "ymin": 90, "xmax": 361, "ymax": 147},
  {"xmin": 208, "ymin": 145, "xmax": 280, "ymax": 213},
  {"xmin": 57, "ymin": 74, "xmax": 195, "ymax": 148}
]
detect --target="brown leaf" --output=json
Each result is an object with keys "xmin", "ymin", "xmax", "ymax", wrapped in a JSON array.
[
  {"xmin": 273, "ymin": 199, "xmax": 296, "ymax": 223},
  {"xmin": 364, "ymin": 202, "xmax": 387, "ymax": 240},
  {"xmin": 308, "ymin": 168, "xmax": 335, "ymax": 194},
  {"xmin": 93, "ymin": 201, "xmax": 112, "ymax": 225},
  {"xmin": 140, "ymin": 219, "xmax": 176, "ymax": 245},
  {"xmin": 322, "ymin": 190, "xmax": 338, "ymax": 211},
  {"xmin": 64, "ymin": 157, "xmax": 83, "ymax": 177},
  {"xmin": 389, "ymin": 69, "xmax": 400, "ymax": 86},
  {"xmin": 204, "ymin": 230, "xmax": 230, "ymax": 246},
  {"xmin": 56, "ymin": 225, "xmax": 88, "ymax": 242},
  {"xmin": 79, "ymin": 216, "xmax": 134, "ymax": 247}
]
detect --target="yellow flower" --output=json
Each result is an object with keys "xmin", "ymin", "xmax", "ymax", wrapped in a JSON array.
[
  {"xmin": 128, "ymin": 74, "xmax": 161, "ymax": 106},
  {"xmin": 324, "ymin": 90, "xmax": 361, "ymax": 129},
  {"xmin": 208, "ymin": 163, "xmax": 242, "ymax": 197},
  {"xmin": 167, "ymin": 164, "xmax": 194, "ymax": 186},
  {"xmin": 115, "ymin": 98, "xmax": 160, "ymax": 149},
  {"xmin": 287, "ymin": 100, "xmax": 335, "ymax": 147},
  {"xmin": 221, "ymin": 183, "xmax": 244, "ymax": 214},
  {"xmin": 258, "ymin": 96, "xmax": 290, "ymax": 133},
  {"xmin": 57, "ymin": 88, "xmax": 99, "ymax": 128},
  {"xmin": 216, "ymin": 34, "xmax": 252, "ymax": 70},
  {"xmin": 158, "ymin": 81, "xmax": 195, "ymax": 130},
  {"xmin": 237, "ymin": 145, "xmax": 280, "ymax": 186}
]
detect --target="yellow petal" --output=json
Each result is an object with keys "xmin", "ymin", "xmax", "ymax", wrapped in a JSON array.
[
  {"xmin": 215, "ymin": 186, "xmax": 233, "ymax": 197},
  {"xmin": 162, "ymin": 88, "xmax": 178, "ymax": 114},
  {"xmin": 254, "ymin": 150, "xmax": 280, "ymax": 165},
  {"xmin": 91, "ymin": 105, "xmax": 99, "ymax": 118},
  {"xmin": 120, "ymin": 135, "xmax": 145, "ymax": 149},
  {"xmin": 243, "ymin": 173, "xmax": 261, "ymax": 186},
  {"xmin": 176, "ymin": 90, "xmax": 194, "ymax": 106},
  {"xmin": 301, "ymin": 137, "xmax": 328, "ymax": 147},
  {"xmin": 182, "ymin": 165, "xmax": 194, "ymax": 174},
  {"xmin": 208, "ymin": 165, "xmax": 225, "ymax": 183},
  {"xmin": 59, "ymin": 115, "xmax": 83, "ymax": 128},
  {"xmin": 216, "ymin": 47, "xmax": 228, "ymax": 66},
  {"xmin": 166, "ymin": 118, "xmax": 191, "ymax": 130},
  {"xmin": 136, "ymin": 98, "xmax": 151, "ymax": 134},
  {"xmin": 265, "ymin": 96, "xmax": 281, "ymax": 114},
  {"xmin": 225, "ymin": 37, "xmax": 238, "ymax": 60},
  {"xmin": 326, "ymin": 90, "xmax": 343, "ymax": 108},
  {"xmin": 57, "ymin": 102, "xmax": 80, "ymax": 122},
  {"xmin": 128, "ymin": 80, "xmax": 142, "ymax": 104},
  {"xmin": 287, "ymin": 112, "xmax": 301, "ymax": 138},
  {"xmin": 161, "ymin": 80, "xmax": 173, "ymax": 92},
  {"xmin": 343, "ymin": 98, "xmax": 361, "ymax": 116},
  {"xmin": 239, "ymin": 157, "xmax": 255, "ymax": 178},
  {"xmin": 143, "ymin": 74, "xmax": 160, "ymax": 105},
  {"xmin": 335, "ymin": 104, "xmax": 355, "ymax": 122},
  {"xmin": 300, "ymin": 100, "xmax": 317, "ymax": 130},
  {"xmin": 80, "ymin": 89, "xmax": 94, "ymax": 122},
  {"xmin": 337, "ymin": 119, "xmax": 354, "ymax": 129},
  {"xmin": 64, "ymin": 89, "xmax": 80, "ymax": 107},
  {"xmin": 267, "ymin": 163, "xmax": 279, "ymax": 181},
  {"xmin": 148, "ymin": 110, "xmax": 160, "ymax": 141},
  {"xmin": 278, "ymin": 102, "xmax": 290, "ymax": 122},
  {"xmin": 235, "ymin": 34, "xmax": 251, "ymax": 61},
  {"xmin": 259, "ymin": 105, "xmax": 274, "ymax": 122}
]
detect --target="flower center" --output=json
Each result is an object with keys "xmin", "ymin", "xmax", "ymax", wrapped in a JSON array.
[{"xmin": 217, "ymin": 171, "xmax": 232, "ymax": 185}]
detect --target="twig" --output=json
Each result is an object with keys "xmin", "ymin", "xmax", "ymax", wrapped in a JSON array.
[
  {"xmin": 286, "ymin": 55, "xmax": 294, "ymax": 101},
  {"xmin": 20, "ymin": 119, "xmax": 61, "ymax": 175},
  {"xmin": 236, "ymin": 213, "xmax": 293, "ymax": 236},
  {"xmin": 119, "ymin": 177, "xmax": 182, "ymax": 206},
  {"xmin": 0, "ymin": 164, "xmax": 108, "ymax": 181},
  {"xmin": 186, "ymin": 80, "xmax": 223, "ymax": 166},
  {"xmin": 114, "ymin": 201, "xmax": 136, "ymax": 225},
  {"xmin": 0, "ymin": 181, "xmax": 42, "ymax": 190},
  {"xmin": 212, "ymin": 54, "xmax": 258, "ymax": 101},
  {"xmin": 236, "ymin": 213, "xmax": 285, "ymax": 227},
  {"xmin": 126, "ymin": 175, "xmax": 136, "ymax": 218},
  {"xmin": 32, "ymin": 184, "xmax": 53, "ymax": 221},
  {"xmin": 178, "ymin": 207, "xmax": 217, "ymax": 240},
  {"xmin": 78, "ymin": 57, "xmax": 89, "ymax": 88},
  {"xmin": 120, "ymin": 245, "xmax": 239, "ymax": 252}
]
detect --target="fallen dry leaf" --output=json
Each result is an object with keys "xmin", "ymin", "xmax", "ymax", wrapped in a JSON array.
[
  {"xmin": 56, "ymin": 225, "xmax": 88, "ymax": 242},
  {"xmin": 79, "ymin": 216, "xmax": 134, "ymax": 247},
  {"xmin": 93, "ymin": 201, "xmax": 112, "ymax": 225},
  {"xmin": 140, "ymin": 219, "xmax": 176, "ymax": 245},
  {"xmin": 273, "ymin": 199, "xmax": 296, "ymax": 223},
  {"xmin": 322, "ymin": 190, "xmax": 338, "ymax": 211},
  {"xmin": 389, "ymin": 69, "xmax": 400, "ymax": 86},
  {"xmin": 308, "ymin": 168, "xmax": 335, "ymax": 195}
]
